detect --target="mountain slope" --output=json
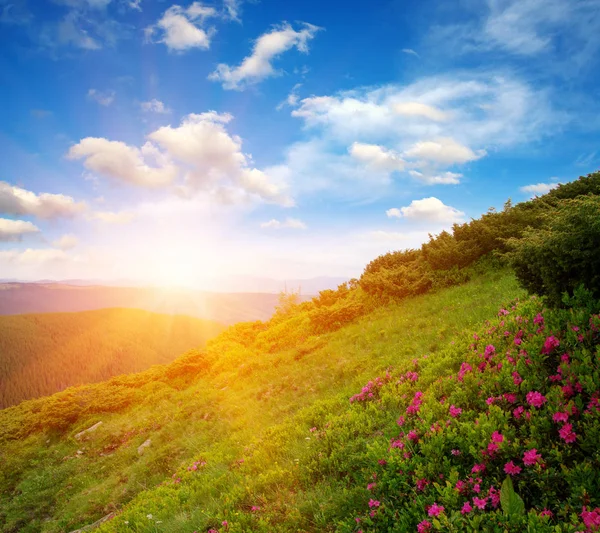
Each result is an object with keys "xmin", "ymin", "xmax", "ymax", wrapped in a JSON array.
[
  {"xmin": 0, "ymin": 309, "xmax": 224, "ymax": 408},
  {"xmin": 0, "ymin": 269, "xmax": 524, "ymax": 532}
]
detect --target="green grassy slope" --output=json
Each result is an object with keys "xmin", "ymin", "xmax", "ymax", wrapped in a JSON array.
[
  {"xmin": 0, "ymin": 269, "xmax": 524, "ymax": 532},
  {"xmin": 0, "ymin": 309, "xmax": 224, "ymax": 408}
]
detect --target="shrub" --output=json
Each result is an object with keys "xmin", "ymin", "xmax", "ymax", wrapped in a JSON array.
[{"xmin": 507, "ymin": 195, "xmax": 600, "ymax": 307}]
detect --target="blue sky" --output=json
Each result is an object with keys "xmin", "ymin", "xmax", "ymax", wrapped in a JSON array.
[{"xmin": 0, "ymin": 0, "xmax": 599, "ymax": 286}]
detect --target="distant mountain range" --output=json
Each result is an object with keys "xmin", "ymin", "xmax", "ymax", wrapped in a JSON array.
[{"xmin": 0, "ymin": 277, "xmax": 348, "ymax": 324}]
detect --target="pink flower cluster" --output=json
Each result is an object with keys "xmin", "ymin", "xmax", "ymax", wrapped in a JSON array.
[
  {"xmin": 349, "ymin": 376, "xmax": 387, "ymax": 403},
  {"xmin": 406, "ymin": 391, "xmax": 424, "ymax": 415},
  {"xmin": 581, "ymin": 507, "xmax": 600, "ymax": 531},
  {"xmin": 559, "ymin": 423, "xmax": 577, "ymax": 443},
  {"xmin": 526, "ymin": 391, "xmax": 547, "ymax": 408},
  {"xmin": 449, "ymin": 404, "xmax": 462, "ymax": 418}
]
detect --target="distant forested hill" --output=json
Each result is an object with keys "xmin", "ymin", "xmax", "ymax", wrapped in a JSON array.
[
  {"xmin": 0, "ymin": 284, "xmax": 305, "ymax": 325},
  {"xmin": 0, "ymin": 308, "xmax": 224, "ymax": 408}
]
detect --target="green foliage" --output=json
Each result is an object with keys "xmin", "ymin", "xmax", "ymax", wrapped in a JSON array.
[
  {"xmin": 500, "ymin": 477, "xmax": 525, "ymax": 517},
  {"xmin": 507, "ymin": 195, "xmax": 600, "ymax": 307},
  {"xmin": 0, "ymin": 309, "xmax": 223, "ymax": 409}
]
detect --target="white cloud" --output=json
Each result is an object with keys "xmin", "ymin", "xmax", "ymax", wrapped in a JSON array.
[
  {"xmin": 394, "ymin": 102, "xmax": 449, "ymax": 121},
  {"xmin": 52, "ymin": 234, "xmax": 79, "ymax": 250},
  {"xmin": 67, "ymin": 137, "xmax": 179, "ymax": 188},
  {"xmin": 520, "ymin": 182, "xmax": 559, "ymax": 195},
  {"xmin": 0, "ymin": 181, "xmax": 86, "ymax": 219},
  {"xmin": 276, "ymin": 83, "xmax": 302, "ymax": 110},
  {"xmin": 260, "ymin": 218, "xmax": 307, "ymax": 229},
  {"xmin": 392, "ymin": 197, "xmax": 465, "ymax": 223},
  {"xmin": 208, "ymin": 22, "xmax": 321, "ymax": 90},
  {"xmin": 90, "ymin": 210, "xmax": 135, "ymax": 224},
  {"xmin": 149, "ymin": 112, "xmax": 292, "ymax": 205},
  {"xmin": 145, "ymin": 2, "xmax": 216, "ymax": 52},
  {"xmin": 223, "ymin": 0, "xmax": 241, "ymax": 21},
  {"xmin": 0, "ymin": 218, "xmax": 39, "ymax": 241},
  {"xmin": 401, "ymin": 48, "xmax": 419, "ymax": 57},
  {"xmin": 403, "ymin": 137, "xmax": 486, "ymax": 165},
  {"xmin": 408, "ymin": 170, "xmax": 463, "ymax": 185},
  {"xmin": 140, "ymin": 99, "xmax": 170, "ymax": 114},
  {"xmin": 0, "ymin": 248, "xmax": 68, "ymax": 264},
  {"xmin": 87, "ymin": 88, "xmax": 115, "ymax": 106},
  {"xmin": 349, "ymin": 143, "xmax": 405, "ymax": 173}
]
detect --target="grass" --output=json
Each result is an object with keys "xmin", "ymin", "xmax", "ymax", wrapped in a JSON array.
[{"xmin": 0, "ymin": 268, "xmax": 524, "ymax": 532}]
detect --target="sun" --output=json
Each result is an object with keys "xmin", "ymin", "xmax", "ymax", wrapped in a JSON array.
[{"xmin": 149, "ymin": 254, "xmax": 203, "ymax": 289}]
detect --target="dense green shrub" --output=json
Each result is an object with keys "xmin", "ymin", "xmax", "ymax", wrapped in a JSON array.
[{"xmin": 508, "ymin": 195, "xmax": 600, "ymax": 307}]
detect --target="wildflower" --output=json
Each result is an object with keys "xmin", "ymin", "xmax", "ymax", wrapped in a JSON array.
[
  {"xmin": 473, "ymin": 496, "xmax": 487, "ymax": 510},
  {"xmin": 471, "ymin": 463, "xmax": 486, "ymax": 474},
  {"xmin": 540, "ymin": 509, "xmax": 553, "ymax": 518},
  {"xmin": 222, "ymin": 521, "xmax": 229, "ymax": 530},
  {"xmin": 451, "ymin": 449, "xmax": 461, "ymax": 456},
  {"xmin": 455, "ymin": 480, "xmax": 467, "ymax": 492},
  {"xmin": 417, "ymin": 520, "xmax": 432, "ymax": 533},
  {"xmin": 397, "ymin": 415, "xmax": 405, "ymax": 426},
  {"xmin": 416, "ymin": 478, "xmax": 429, "ymax": 491},
  {"xmin": 472, "ymin": 483, "xmax": 481, "ymax": 493},
  {"xmin": 561, "ymin": 353, "xmax": 570, "ymax": 364},
  {"xmin": 461, "ymin": 501, "xmax": 473, "ymax": 514},
  {"xmin": 486, "ymin": 397, "xmax": 496, "ymax": 405},
  {"xmin": 523, "ymin": 448, "xmax": 542, "ymax": 466},
  {"xmin": 581, "ymin": 507, "xmax": 600, "ymax": 531},
  {"xmin": 504, "ymin": 461, "xmax": 522, "ymax": 475},
  {"xmin": 562, "ymin": 384, "xmax": 575, "ymax": 398},
  {"xmin": 309, "ymin": 427, "xmax": 317, "ymax": 432},
  {"xmin": 486, "ymin": 442, "xmax": 499, "ymax": 455},
  {"xmin": 488, "ymin": 486, "xmax": 500, "ymax": 508},
  {"xmin": 503, "ymin": 393, "xmax": 517, "ymax": 403},
  {"xmin": 407, "ymin": 430, "xmax": 419, "ymax": 442},
  {"xmin": 542, "ymin": 336, "xmax": 560, "ymax": 355},
  {"xmin": 559, "ymin": 423, "xmax": 577, "ymax": 443},
  {"xmin": 378, "ymin": 459, "xmax": 387, "ymax": 466},
  {"xmin": 533, "ymin": 313, "xmax": 544, "ymax": 325},
  {"xmin": 526, "ymin": 391, "xmax": 547, "ymax": 408},
  {"xmin": 449, "ymin": 405, "xmax": 462, "ymax": 418},
  {"xmin": 513, "ymin": 406, "xmax": 524, "ymax": 419},
  {"xmin": 367, "ymin": 483, "xmax": 376, "ymax": 491},
  {"xmin": 491, "ymin": 431, "xmax": 504, "ymax": 443},
  {"xmin": 512, "ymin": 372, "xmax": 523, "ymax": 385},
  {"xmin": 146, "ymin": 514, "xmax": 153, "ymax": 520},
  {"xmin": 251, "ymin": 506, "xmax": 261, "ymax": 512},
  {"xmin": 485, "ymin": 345, "xmax": 496, "ymax": 357},
  {"xmin": 428, "ymin": 503, "xmax": 444, "ymax": 517},
  {"xmin": 368, "ymin": 499, "xmax": 380, "ymax": 508}
]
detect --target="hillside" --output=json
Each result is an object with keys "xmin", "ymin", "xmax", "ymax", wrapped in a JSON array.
[
  {"xmin": 0, "ymin": 309, "xmax": 224, "ymax": 409},
  {"xmin": 1, "ymin": 173, "xmax": 600, "ymax": 533},
  {"xmin": 0, "ymin": 285, "xmax": 309, "ymax": 325}
]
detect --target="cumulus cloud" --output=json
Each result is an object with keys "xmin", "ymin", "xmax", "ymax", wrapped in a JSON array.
[
  {"xmin": 89, "ymin": 210, "xmax": 135, "ymax": 224},
  {"xmin": 394, "ymin": 102, "xmax": 449, "ymax": 121},
  {"xmin": 0, "ymin": 218, "xmax": 40, "ymax": 241},
  {"xmin": 52, "ymin": 234, "xmax": 79, "ymax": 250},
  {"xmin": 403, "ymin": 137, "xmax": 486, "ymax": 165},
  {"xmin": 140, "ymin": 99, "xmax": 170, "ymax": 114},
  {"xmin": 277, "ymin": 83, "xmax": 302, "ymax": 110},
  {"xmin": 520, "ymin": 182, "xmax": 559, "ymax": 195},
  {"xmin": 67, "ymin": 138, "xmax": 179, "ymax": 188},
  {"xmin": 145, "ymin": 2, "xmax": 217, "ymax": 52},
  {"xmin": 0, "ymin": 248, "xmax": 68, "ymax": 264},
  {"xmin": 349, "ymin": 143, "xmax": 405, "ymax": 173},
  {"xmin": 260, "ymin": 217, "xmax": 306, "ymax": 229},
  {"xmin": 408, "ymin": 170, "xmax": 463, "ymax": 185},
  {"xmin": 0, "ymin": 181, "xmax": 87, "ymax": 219},
  {"xmin": 149, "ymin": 112, "xmax": 292, "ymax": 205},
  {"xmin": 87, "ymin": 88, "xmax": 115, "ymax": 106},
  {"xmin": 390, "ymin": 197, "xmax": 465, "ymax": 223},
  {"xmin": 208, "ymin": 22, "xmax": 321, "ymax": 90}
]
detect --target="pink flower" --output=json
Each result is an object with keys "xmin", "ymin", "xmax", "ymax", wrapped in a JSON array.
[
  {"xmin": 367, "ymin": 483, "xmax": 376, "ymax": 491},
  {"xmin": 485, "ymin": 345, "xmax": 496, "ymax": 357},
  {"xmin": 540, "ymin": 509, "xmax": 553, "ymax": 518},
  {"xmin": 523, "ymin": 448, "xmax": 542, "ymax": 466},
  {"xmin": 559, "ymin": 423, "xmax": 577, "ymax": 443},
  {"xmin": 581, "ymin": 507, "xmax": 600, "ymax": 531},
  {"xmin": 473, "ymin": 496, "xmax": 487, "ymax": 510},
  {"xmin": 368, "ymin": 499, "xmax": 380, "ymax": 508},
  {"xmin": 526, "ymin": 391, "xmax": 547, "ymax": 408},
  {"xmin": 512, "ymin": 372, "xmax": 523, "ymax": 385},
  {"xmin": 486, "ymin": 396, "xmax": 496, "ymax": 405},
  {"xmin": 471, "ymin": 463, "xmax": 486, "ymax": 474},
  {"xmin": 451, "ymin": 449, "xmax": 461, "ymax": 456},
  {"xmin": 461, "ymin": 501, "xmax": 473, "ymax": 514},
  {"xmin": 428, "ymin": 503, "xmax": 444, "ymax": 517},
  {"xmin": 251, "ymin": 506, "xmax": 261, "ymax": 512},
  {"xmin": 449, "ymin": 405, "xmax": 462, "ymax": 418},
  {"xmin": 491, "ymin": 431, "xmax": 504, "ymax": 443},
  {"xmin": 416, "ymin": 478, "xmax": 429, "ymax": 491},
  {"xmin": 486, "ymin": 442, "xmax": 499, "ymax": 455},
  {"xmin": 542, "ymin": 336, "xmax": 560, "ymax": 354},
  {"xmin": 488, "ymin": 486, "xmax": 500, "ymax": 508},
  {"xmin": 417, "ymin": 520, "xmax": 432, "ymax": 533},
  {"xmin": 397, "ymin": 415, "xmax": 405, "ymax": 426},
  {"xmin": 503, "ymin": 393, "xmax": 517, "ymax": 403},
  {"xmin": 504, "ymin": 461, "xmax": 522, "ymax": 475},
  {"xmin": 222, "ymin": 521, "xmax": 229, "ymax": 530},
  {"xmin": 534, "ymin": 313, "xmax": 544, "ymax": 325},
  {"xmin": 513, "ymin": 406, "xmax": 524, "ymax": 419},
  {"xmin": 407, "ymin": 430, "xmax": 419, "ymax": 442},
  {"xmin": 455, "ymin": 480, "xmax": 467, "ymax": 492}
]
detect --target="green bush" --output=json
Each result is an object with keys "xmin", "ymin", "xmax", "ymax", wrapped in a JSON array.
[{"xmin": 507, "ymin": 195, "xmax": 600, "ymax": 307}]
